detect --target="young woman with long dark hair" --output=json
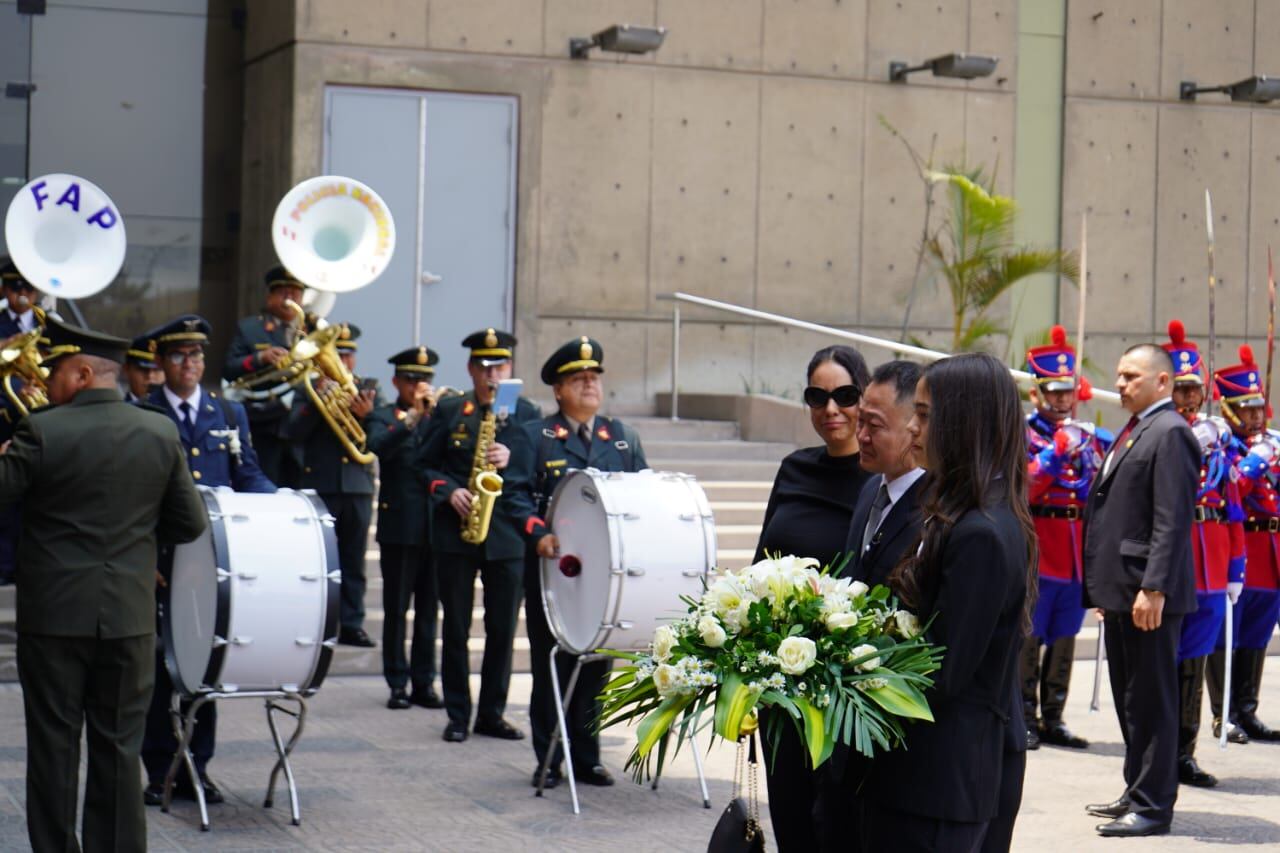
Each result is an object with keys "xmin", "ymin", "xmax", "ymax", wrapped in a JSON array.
[{"xmin": 859, "ymin": 352, "xmax": 1037, "ymax": 852}]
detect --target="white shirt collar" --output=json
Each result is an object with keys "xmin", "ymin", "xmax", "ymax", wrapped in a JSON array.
[
  {"xmin": 881, "ymin": 467, "xmax": 926, "ymax": 508},
  {"xmin": 7, "ymin": 309, "xmax": 35, "ymax": 332},
  {"xmin": 564, "ymin": 413, "xmax": 595, "ymax": 436},
  {"xmin": 163, "ymin": 384, "xmax": 202, "ymax": 417},
  {"xmin": 1135, "ymin": 397, "xmax": 1170, "ymax": 421}
]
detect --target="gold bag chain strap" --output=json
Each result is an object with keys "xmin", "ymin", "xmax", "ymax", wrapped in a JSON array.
[{"xmin": 733, "ymin": 732, "xmax": 764, "ymax": 846}]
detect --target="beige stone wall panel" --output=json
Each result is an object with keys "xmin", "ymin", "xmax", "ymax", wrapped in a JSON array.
[
  {"xmin": 534, "ymin": 318, "xmax": 649, "ymax": 412},
  {"xmin": 655, "ymin": 0, "xmax": 764, "ymax": 71},
  {"xmin": 756, "ymin": 77, "xmax": 863, "ymax": 322},
  {"xmin": 538, "ymin": 64, "xmax": 654, "ymax": 315},
  {"xmin": 1246, "ymin": 109, "xmax": 1280, "ymax": 344},
  {"xmin": 646, "ymin": 321, "xmax": 756, "ymax": 398},
  {"xmin": 426, "ymin": 0, "xmax": 544, "ymax": 55},
  {"xmin": 239, "ymin": 48, "xmax": 297, "ymax": 307},
  {"xmin": 296, "ymin": 0, "xmax": 428, "ymax": 49},
  {"xmin": 859, "ymin": 84, "xmax": 967, "ymax": 330},
  {"xmin": 761, "ymin": 0, "xmax": 867, "ymax": 79},
  {"xmin": 1255, "ymin": 0, "xmax": 1280, "ymax": 71},
  {"xmin": 544, "ymin": 0, "xmax": 659, "ymax": 60},
  {"xmin": 967, "ymin": 0, "xmax": 1018, "ymax": 93},
  {"xmin": 866, "ymin": 0, "xmax": 970, "ymax": 88},
  {"xmin": 1159, "ymin": 0, "xmax": 1255, "ymax": 104},
  {"xmin": 1153, "ymin": 105, "xmax": 1250, "ymax": 338},
  {"xmin": 1060, "ymin": 99, "xmax": 1157, "ymax": 336},
  {"xmin": 649, "ymin": 70, "xmax": 761, "ymax": 306},
  {"xmin": 1064, "ymin": 0, "xmax": 1161, "ymax": 99},
  {"xmin": 246, "ymin": 0, "xmax": 297, "ymax": 61}
]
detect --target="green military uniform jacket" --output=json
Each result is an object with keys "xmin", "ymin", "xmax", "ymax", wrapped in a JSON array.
[
  {"xmin": 523, "ymin": 412, "xmax": 649, "ymax": 517},
  {"xmin": 367, "ymin": 400, "xmax": 430, "ymax": 546},
  {"xmin": 285, "ymin": 389, "xmax": 379, "ymax": 495},
  {"xmin": 0, "ymin": 388, "xmax": 207, "ymax": 638},
  {"xmin": 417, "ymin": 390, "xmax": 541, "ymax": 561}
]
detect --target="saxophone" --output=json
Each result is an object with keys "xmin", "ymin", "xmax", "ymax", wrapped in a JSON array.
[{"xmin": 460, "ymin": 406, "xmax": 504, "ymax": 544}]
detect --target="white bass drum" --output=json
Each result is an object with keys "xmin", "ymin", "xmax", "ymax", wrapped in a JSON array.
[
  {"xmin": 161, "ymin": 487, "xmax": 340, "ymax": 696},
  {"xmin": 541, "ymin": 469, "xmax": 716, "ymax": 656}
]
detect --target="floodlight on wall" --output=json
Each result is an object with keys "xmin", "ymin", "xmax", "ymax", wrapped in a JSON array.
[
  {"xmin": 570, "ymin": 24, "xmax": 666, "ymax": 60},
  {"xmin": 889, "ymin": 53, "xmax": 998, "ymax": 83},
  {"xmin": 1180, "ymin": 76, "xmax": 1280, "ymax": 103}
]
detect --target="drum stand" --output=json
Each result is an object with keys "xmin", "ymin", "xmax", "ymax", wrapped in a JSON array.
[
  {"xmin": 161, "ymin": 689, "xmax": 309, "ymax": 831},
  {"xmin": 535, "ymin": 644, "xmax": 711, "ymax": 814}
]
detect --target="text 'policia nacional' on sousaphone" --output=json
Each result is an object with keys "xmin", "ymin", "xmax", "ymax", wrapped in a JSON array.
[
  {"xmin": 224, "ymin": 175, "xmax": 396, "ymax": 465},
  {"xmin": 1, "ymin": 173, "xmax": 126, "ymax": 415}
]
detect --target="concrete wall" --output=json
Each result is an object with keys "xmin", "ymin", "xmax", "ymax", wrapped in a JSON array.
[{"xmin": 240, "ymin": 0, "xmax": 1018, "ymax": 412}]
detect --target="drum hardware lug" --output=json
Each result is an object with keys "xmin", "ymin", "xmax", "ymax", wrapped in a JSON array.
[
  {"xmin": 617, "ymin": 620, "xmax": 634, "ymax": 630},
  {"xmin": 212, "ymin": 636, "xmax": 228, "ymax": 648},
  {"xmin": 299, "ymin": 573, "xmax": 322, "ymax": 581},
  {"xmin": 616, "ymin": 512, "xmax": 640, "ymax": 520},
  {"xmin": 237, "ymin": 571, "xmax": 259, "ymax": 580},
  {"xmin": 610, "ymin": 567, "xmax": 625, "ymax": 576},
  {"xmin": 326, "ymin": 570, "xmax": 342, "ymax": 582},
  {"xmin": 216, "ymin": 568, "xmax": 232, "ymax": 581},
  {"xmin": 292, "ymin": 516, "xmax": 313, "ymax": 524},
  {"xmin": 322, "ymin": 639, "xmax": 338, "ymax": 649},
  {"xmin": 682, "ymin": 569, "xmax": 704, "ymax": 578},
  {"xmin": 601, "ymin": 620, "xmax": 635, "ymax": 630},
  {"xmin": 679, "ymin": 513, "xmax": 696, "ymax": 521},
  {"xmin": 281, "ymin": 683, "xmax": 300, "ymax": 693},
  {"xmin": 626, "ymin": 567, "xmax": 646, "ymax": 577},
  {"xmin": 231, "ymin": 636, "xmax": 253, "ymax": 645},
  {"xmin": 295, "ymin": 638, "xmax": 316, "ymax": 647},
  {"xmin": 228, "ymin": 513, "xmax": 250, "ymax": 523}
]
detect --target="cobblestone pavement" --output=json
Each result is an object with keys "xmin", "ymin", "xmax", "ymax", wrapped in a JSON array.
[{"xmin": 0, "ymin": 659, "xmax": 1277, "ymax": 851}]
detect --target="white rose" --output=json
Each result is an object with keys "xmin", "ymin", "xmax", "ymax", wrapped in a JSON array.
[
  {"xmin": 893, "ymin": 610, "xmax": 922, "ymax": 639},
  {"xmin": 652, "ymin": 663, "xmax": 679, "ymax": 697},
  {"xmin": 848, "ymin": 581, "xmax": 869, "ymax": 599},
  {"xmin": 652, "ymin": 625, "xmax": 676, "ymax": 662},
  {"xmin": 825, "ymin": 611, "xmax": 858, "ymax": 631},
  {"xmin": 776, "ymin": 636, "xmax": 818, "ymax": 675},
  {"xmin": 851, "ymin": 643, "xmax": 881, "ymax": 672},
  {"xmin": 699, "ymin": 616, "xmax": 727, "ymax": 648},
  {"xmin": 890, "ymin": 607, "xmax": 921, "ymax": 635}
]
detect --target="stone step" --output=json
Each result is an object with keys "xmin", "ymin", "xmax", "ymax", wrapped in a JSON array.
[
  {"xmin": 700, "ymin": 481, "xmax": 775, "ymax": 502},
  {"xmin": 708, "ymin": 500, "xmax": 770, "ymax": 526},
  {"xmin": 624, "ymin": 416, "xmax": 739, "ymax": 441},
  {"xmin": 647, "ymin": 459, "xmax": 782, "ymax": 482},
  {"xmin": 642, "ymin": 439, "xmax": 794, "ymax": 461},
  {"xmin": 714, "ymin": 524, "xmax": 763, "ymax": 551}
]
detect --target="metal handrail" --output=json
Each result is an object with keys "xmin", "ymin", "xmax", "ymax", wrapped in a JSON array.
[{"xmin": 656, "ymin": 291, "xmax": 1121, "ymax": 420}]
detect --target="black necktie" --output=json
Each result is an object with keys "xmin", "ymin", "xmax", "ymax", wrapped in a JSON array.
[
  {"xmin": 862, "ymin": 483, "xmax": 892, "ymax": 553},
  {"xmin": 1103, "ymin": 415, "xmax": 1140, "ymax": 476},
  {"xmin": 578, "ymin": 423, "xmax": 591, "ymax": 450},
  {"xmin": 179, "ymin": 401, "xmax": 195, "ymax": 439}
]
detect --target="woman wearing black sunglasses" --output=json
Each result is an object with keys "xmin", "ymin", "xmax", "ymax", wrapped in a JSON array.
[{"xmin": 753, "ymin": 344, "xmax": 872, "ymax": 852}]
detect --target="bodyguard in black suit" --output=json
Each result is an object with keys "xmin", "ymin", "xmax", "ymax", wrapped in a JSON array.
[{"xmin": 1083, "ymin": 344, "xmax": 1199, "ymax": 837}]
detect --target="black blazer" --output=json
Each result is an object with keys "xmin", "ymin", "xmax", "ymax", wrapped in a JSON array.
[
  {"xmin": 1082, "ymin": 402, "xmax": 1199, "ymax": 615},
  {"xmin": 863, "ymin": 502, "xmax": 1029, "ymax": 823},
  {"xmin": 842, "ymin": 474, "xmax": 926, "ymax": 588}
]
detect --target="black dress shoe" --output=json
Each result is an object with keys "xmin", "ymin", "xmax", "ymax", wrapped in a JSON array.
[
  {"xmin": 443, "ymin": 721, "xmax": 468, "ymax": 742},
  {"xmin": 200, "ymin": 777, "xmax": 224, "ymax": 805},
  {"xmin": 1178, "ymin": 755, "xmax": 1219, "ymax": 788},
  {"xmin": 338, "ymin": 627, "xmax": 376, "ymax": 647},
  {"xmin": 387, "ymin": 688, "xmax": 411, "ymax": 710},
  {"xmin": 1085, "ymin": 797, "xmax": 1130, "ymax": 819},
  {"xmin": 172, "ymin": 774, "xmax": 224, "ymax": 805},
  {"xmin": 473, "ymin": 717, "xmax": 525, "ymax": 740},
  {"xmin": 1096, "ymin": 813, "xmax": 1170, "ymax": 837},
  {"xmin": 1239, "ymin": 711, "xmax": 1280, "ymax": 742},
  {"xmin": 1040, "ymin": 720, "xmax": 1089, "ymax": 749},
  {"xmin": 532, "ymin": 766, "xmax": 562, "ymax": 789},
  {"xmin": 576, "ymin": 764, "xmax": 615, "ymax": 786},
  {"xmin": 1212, "ymin": 717, "xmax": 1250, "ymax": 744},
  {"xmin": 409, "ymin": 687, "xmax": 444, "ymax": 709},
  {"xmin": 143, "ymin": 782, "xmax": 164, "ymax": 807},
  {"xmin": 1025, "ymin": 726, "xmax": 1041, "ymax": 750}
]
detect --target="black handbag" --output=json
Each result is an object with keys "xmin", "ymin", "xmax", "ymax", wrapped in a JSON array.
[{"xmin": 708, "ymin": 732, "xmax": 765, "ymax": 853}]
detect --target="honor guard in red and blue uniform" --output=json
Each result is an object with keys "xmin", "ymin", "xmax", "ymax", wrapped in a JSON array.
[
  {"xmin": 416, "ymin": 329, "xmax": 542, "ymax": 744},
  {"xmin": 1021, "ymin": 325, "xmax": 1112, "ymax": 749},
  {"xmin": 1206, "ymin": 346, "xmax": 1280, "ymax": 744},
  {"xmin": 1163, "ymin": 321, "xmax": 1245, "ymax": 787},
  {"xmin": 138, "ymin": 314, "xmax": 275, "ymax": 807},
  {"xmin": 521, "ymin": 337, "xmax": 648, "ymax": 791},
  {"xmin": 366, "ymin": 346, "xmax": 444, "ymax": 711},
  {"xmin": 223, "ymin": 266, "xmax": 310, "ymax": 487}
]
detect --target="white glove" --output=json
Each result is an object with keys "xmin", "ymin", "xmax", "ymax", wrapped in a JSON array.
[{"xmin": 1227, "ymin": 581, "xmax": 1243, "ymax": 606}]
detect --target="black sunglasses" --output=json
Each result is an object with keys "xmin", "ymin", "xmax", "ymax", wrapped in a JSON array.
[{"xmin": 803, "ymin": 384, "xmax": 860, "ymax": 409}]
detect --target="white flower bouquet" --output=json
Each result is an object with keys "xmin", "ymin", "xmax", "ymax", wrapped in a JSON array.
[{"xmin": 597, "ymin": 555, "xmax": 944, "ymax": 780}]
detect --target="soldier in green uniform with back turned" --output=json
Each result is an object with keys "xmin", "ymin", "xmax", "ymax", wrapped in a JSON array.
[{"xmin": 0, "ymin": 316, "xmax": 207, "ymax": 853}]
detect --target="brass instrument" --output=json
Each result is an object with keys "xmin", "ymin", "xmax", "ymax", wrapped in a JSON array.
[
  {"xmin": 0, "ymin": 329, "xmax": 50, "ymax": 416},
  {"xmin": 299, "ymin": 323, "xmax": 376, "ymax": 465},
  {"xmin": 460, "ymin": 406, "xmax": 503, "ymax": 544},
  {"xmin": 225, "ymin": 299, "xmax": 312, "ymax": 401}
]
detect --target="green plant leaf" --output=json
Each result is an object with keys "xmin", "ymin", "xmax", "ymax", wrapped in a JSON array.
[
  {"xmin": 636, "ymin": 694, "xmax": 694, "ymax": 759},
  {"xmin": 864, "ymin": 676, "xmax": 934, "ymax": 722},
  {"xmin": 714, "ymin": 672, "xmax": 759, "ymax": 741},
  {"xmin": 793, "ymin": 695, "xmax": 834, "ymax": 767}
]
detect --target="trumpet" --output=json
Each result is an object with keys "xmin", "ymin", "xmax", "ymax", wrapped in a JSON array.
[
  {"xmin": 225, "ymin": 298, "xmax": 312, "ymax": 400},
  {"xmin": 1, "ymin": 329, "xmax": 50, "ymax": 416}
]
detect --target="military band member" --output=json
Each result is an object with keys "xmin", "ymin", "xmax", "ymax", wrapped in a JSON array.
[
  {"xmin": 0, "ymin": 257, "xmax": 39, "ymax": 338},
  {"xmin": 523, "ymin": 337, "xmax": 647, "ymax": 789},
  {"xmin": 1022, "ymin": 326, "xmax": 1112, "ymax": 749},
  {"xmin": 417, "ymin": 329, "xmax": 541, "ymax": 743},
  {"xmin": 0, "ymin": 316, "xmax": 207, "ymax": 853},
  {"xmin": 122, "ymin": 334, "xmax": 163, "ymax": 403},
  {"xmin": 1206, "ymin": 346, "xmax": 1280, "ymax": 743},
  {"xmin": 223, "ymin": 265, "xmax": 308, "ymax": 486},
  {"xmin": 139, "ymin": 314, "xmax": 275, "ymax": 807},
  {"xmin": 287, "ymin": 323, "xmax": 379, "ymax": 647},
  {"xmin": 367, "ymin": 346, "xmax": 444, "ymax": 710},
  {"xmin": 1163, "ymin": 321, "xmax": 1244, "ymax": 788}
]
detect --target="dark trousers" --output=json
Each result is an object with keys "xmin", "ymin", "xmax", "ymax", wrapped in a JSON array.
[
  {"xmin": 381, "ymin": 543, "xmax": 438, "ymax": 692},
  {"xmin": 321, "ymin": 492, "xmax": 373, "ymax": 631},
  {"xmin": 436, "ymin": 550, "xmax": 523, "ymax": 726},
  {"xmin": 860, "ymin": 801, "xmax": 988, "ymax": 853},
  {"xmin": 759, "ymin": 708, "xmax": 822, "ymax": 852},
  {"xmin": 979, "ymin": 748, "xmax": 1025, "ymax": 853},
  {"xmin": 1104, "ymin": 610, "xmax": 1183, "ymax": 823},
  {"xmin": 249, "ymin": 421, "xmax": 298, "ymax": 488},
  {"xmin": 814, "ymin": 756, "xmax": 866, "ymax": 853},
  {"xmin": 141, "ymin": 648, "xmax": 216, "ymax": 783},
  {"xmin": 1019, "ymin": 634, "xmax": 1076, "ymax": 724},
  {"xmin": 525, "ymin": 560, "xmax": 608, "ymax": 770},
  {"xmin": 18, "ymin": 632, "xmax": 153, "ymax": 853}
]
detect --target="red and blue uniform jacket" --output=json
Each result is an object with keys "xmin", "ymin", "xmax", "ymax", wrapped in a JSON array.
[
  {"xmin": 1027, "ymin": 413, "xmax": 1112, "ymax": 582},
  {"xmin": 1188, "ymin": 416, "xmax": 1245, "ymax": 594},
  {"xmin": 1230, "ymin": 430, "xmax": 1280, "ymax": 590}
]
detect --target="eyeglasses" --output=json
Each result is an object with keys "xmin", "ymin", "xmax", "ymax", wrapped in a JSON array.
[
  {"xmin": 165, "ymin": 350, "xmax": 205, "ymax": 366},
  {"xmin": 803, "ymin": 384, "xmax": 860, "ymax": 409}
]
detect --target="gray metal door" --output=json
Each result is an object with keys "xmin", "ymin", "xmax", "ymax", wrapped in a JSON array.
[{"xmin": 323, "ymin": 87, "xmax": 517, "ymax": 390}]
